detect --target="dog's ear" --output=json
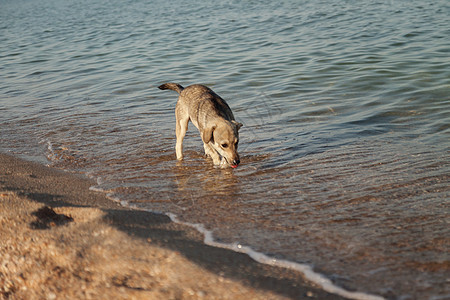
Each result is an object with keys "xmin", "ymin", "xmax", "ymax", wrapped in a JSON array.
[
  {"xmin": 232, "ymin": 120, "xmax": 243, "ymax": 130},
  {"xmin": 202, "ymin": 125, "xmax": 216, "ymax": 144}
]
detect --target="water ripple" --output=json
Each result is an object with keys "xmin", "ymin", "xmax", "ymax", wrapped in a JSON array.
[{"xmin": 1, "ymin": 0, "xmax": 449, "ymax": 298}]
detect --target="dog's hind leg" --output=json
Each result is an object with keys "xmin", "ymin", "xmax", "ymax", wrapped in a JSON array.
[{"xmin": 175, "ymin": 105, "xmax": 189, "ymax": 160}]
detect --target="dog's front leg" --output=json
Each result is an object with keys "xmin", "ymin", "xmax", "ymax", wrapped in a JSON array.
[
  {"xmin": 219, "ymin": 157, "xmax": 228, "ymax": 167},
  {"xmin": 203, "ymin": 143, "xmax": 221, "ymax": 165}
]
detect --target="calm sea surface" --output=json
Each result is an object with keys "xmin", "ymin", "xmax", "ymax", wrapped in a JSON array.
[{"xmin": 1, "ymin": 0, "xmax": 449, "ymax": 298}]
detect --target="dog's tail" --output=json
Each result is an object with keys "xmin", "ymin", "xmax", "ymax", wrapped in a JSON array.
[{"xmin": 158, "ymin": 83, "xmax": 184, "ymax": 94}]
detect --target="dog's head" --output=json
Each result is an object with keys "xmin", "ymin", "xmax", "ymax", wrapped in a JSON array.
[{"xmin": 202, "ymin": 120, "xmax": 243, "ymax": 168}]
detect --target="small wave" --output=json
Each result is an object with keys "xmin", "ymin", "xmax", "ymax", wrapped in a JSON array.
[
  {"xmin": 87, "ymin": 176, "xmax": 384, "ymax": 299},
  {"xmin": 165, "ymin": 212, "xmax": 385, "ymax": 300}
]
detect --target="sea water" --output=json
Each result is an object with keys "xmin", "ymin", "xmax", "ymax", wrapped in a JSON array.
[{"xmin": 1, "ymin": 0, "xmax": 449, "ymax": 298}]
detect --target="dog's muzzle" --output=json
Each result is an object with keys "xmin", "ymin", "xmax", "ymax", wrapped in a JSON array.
[{"xmin": 231, "ymin": 159, "xmax": 240, "ymax": 168}]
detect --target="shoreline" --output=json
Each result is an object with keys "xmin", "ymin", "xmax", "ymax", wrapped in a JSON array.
[{"xmin": 0, "ymin": 152, "xmax": 346, "ymax": 299}]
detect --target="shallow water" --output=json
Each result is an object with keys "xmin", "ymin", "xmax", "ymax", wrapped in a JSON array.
[{"xmin": 1, "ymin": 0, "xmax": 449, "ymax": 298}]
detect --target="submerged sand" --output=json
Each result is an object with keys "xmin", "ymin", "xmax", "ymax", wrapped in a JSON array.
[{"xmin": 0, "ymin": 153, "xmax": 345, "ymax": 299}]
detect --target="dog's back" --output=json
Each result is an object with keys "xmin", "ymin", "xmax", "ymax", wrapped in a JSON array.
[{"xmin": 159, "ymin": 83, "xmax": 235, "ymax": 122}]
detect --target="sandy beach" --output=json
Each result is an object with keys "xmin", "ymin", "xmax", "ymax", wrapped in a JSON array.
[{"xmin": 0, "ymin": 153, "xmax": 345, "ymax": 299}]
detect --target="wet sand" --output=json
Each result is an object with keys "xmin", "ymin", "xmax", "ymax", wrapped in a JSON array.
[{"xmin": 0, "ymin": 153, "xmax": 345, "ymax": 299}]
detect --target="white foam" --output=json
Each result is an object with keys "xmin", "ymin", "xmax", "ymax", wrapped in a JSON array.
[
  {"xmin": 88, "ymin": 185, "xmax": 129, "ymax": 207},
  {"xmin": 165, "ymin": 213, "xmax": 385, "ymax": 300},
  {"xmin": 45, "ymin": 140, "xmax": 56, "ymax": 161},
  {"xmin": 88, "ymin": 186, "xmax": 105, "ymax": 193},
  {"xmin": 89, "ymin": 184, "xmax": 384, "ymax": 300}
]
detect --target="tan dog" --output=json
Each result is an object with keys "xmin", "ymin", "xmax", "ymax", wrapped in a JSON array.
[{"xmin": 158, "ymin": 83, "xmax": 242, "ymax": 168}]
